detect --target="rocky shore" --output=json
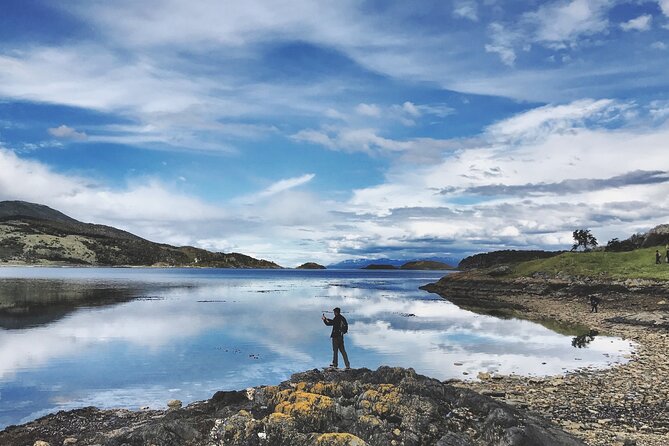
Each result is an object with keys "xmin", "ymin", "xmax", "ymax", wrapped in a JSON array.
[
  {"xmin": 422, "ymin": 272, "xmax": 669, "ymax": 446},
  {"xmin": 1, "ymin": 366, "xmax": 587, "ymax": 446}
]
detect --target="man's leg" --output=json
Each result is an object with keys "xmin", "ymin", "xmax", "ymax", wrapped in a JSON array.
[
  {"xmin": 331, "ymin": 337, "xmax": 338, "ymax": 367},
  {"xmin": 338, "ymin": 337, "xmax": 350, "ymax": 368}
]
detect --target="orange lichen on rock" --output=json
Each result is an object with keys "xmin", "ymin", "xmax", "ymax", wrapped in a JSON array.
[
  {"xmin": 316, "ymin": 432, "xmax": 368, "ymax": 445},
  {"xmin": 274, "ymin": 389, "xmax": 334, "ymax": 416},
  {"xmin": 359, "ymin": 384, "xmax": 401, "ymax": 417}
]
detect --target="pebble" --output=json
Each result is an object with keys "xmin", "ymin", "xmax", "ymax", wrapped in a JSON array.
[
  {"xmin": 167, "ymin": 399, "xmax": 182, "ymax": 409},
  {"xmin": 452, "ymin": 286, "xmax": 669, "ymax": 446}
]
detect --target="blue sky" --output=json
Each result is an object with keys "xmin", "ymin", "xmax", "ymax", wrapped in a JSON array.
[{"xmin": 1, "ymin": 0, "xmax": 669, "ymax": 266}]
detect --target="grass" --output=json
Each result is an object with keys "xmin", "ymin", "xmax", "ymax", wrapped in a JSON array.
[{"xmin": 509, "ymin": 246, "xmax": 669, "ymax": 280}]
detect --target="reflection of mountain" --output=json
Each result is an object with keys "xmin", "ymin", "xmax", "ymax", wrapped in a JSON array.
[
  {"xmin": 0, "ymin": 200, "xmax": 281, "ymax": 268},
  {"xmin": 0, "ymin": 279, "xmax": 142, "ymax": 329}
]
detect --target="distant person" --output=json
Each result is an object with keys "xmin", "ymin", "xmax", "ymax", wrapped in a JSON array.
[
  {"xmin": 656, "ymin": 250, "xmax": 662, "ymax": 264},
  {"xmin": 589, "ymin": 295, "xmax": 600, "ymax": 313},
  {"xmin": 322, "ymin": 307, "xmax": 350, "ymax": 370},
  {"xmin": 666, "ymin": 246, "xmax": 669, "ymax": 264}
]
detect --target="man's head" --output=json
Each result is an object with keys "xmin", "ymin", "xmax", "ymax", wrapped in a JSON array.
[{"xmin": 333, "ymin": 307, "xmax": 341, "ymax": 315}]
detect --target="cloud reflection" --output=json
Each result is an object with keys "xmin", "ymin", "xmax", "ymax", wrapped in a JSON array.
[{"xmin": 0, "ymin": 270, "xmax": 634, "ymax": 428}]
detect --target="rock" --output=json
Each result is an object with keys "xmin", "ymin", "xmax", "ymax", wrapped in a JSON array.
[
  {"xmin": 63, "ymin": 439, "xmax": 78, "ymax": 445},
  {"xmin": 0, "ymin": 367, "xmax": 587, "ymax": 446},
  {"xmin": 167, "ymin": 399, "xmax": 182, "ymax": 409},
  {"xmin": 477, "ymin": 372, "xmax": 491, "ymax": 380},
  {"xmin": 33, "ymin": 442, "xmax": 50, "ymax": 446}
]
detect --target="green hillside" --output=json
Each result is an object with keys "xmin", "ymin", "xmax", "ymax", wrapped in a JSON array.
[{"xmin": 509, "ymin": 246, "xmax": 669, "ymax": 280}]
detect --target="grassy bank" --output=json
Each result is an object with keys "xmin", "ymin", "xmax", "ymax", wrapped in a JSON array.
[{"xmin": 509, "ymin": 246, "xmax": 669, "ymax": 280}]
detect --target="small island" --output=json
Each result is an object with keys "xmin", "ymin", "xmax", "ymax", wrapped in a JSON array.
[
  {"xmin": 296, "ymin": 262, "xmax": 326, "ymax": 269},
  {"xmin": 362, "ymin": 264, "xmax": 397, "ymax": 270},
  {"xmin": 400, "ymin": 260, "xmax": 454, "ymax": 270}
]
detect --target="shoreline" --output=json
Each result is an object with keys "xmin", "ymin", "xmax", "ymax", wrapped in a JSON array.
[{"xmin": 423, "ymin": 274, "xmax": 669, "ymax": 446}]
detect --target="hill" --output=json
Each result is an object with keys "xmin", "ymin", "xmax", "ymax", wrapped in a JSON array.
[
  {"xmin": 506, "ymin": 246, "xmax": 669, "ymax": 280},
  {"xmin": 400, "ymin": 260, "xmax": 454, "ymax": 270},
  {"xmin": 362, "ymin": 264, "xmax": 397, "ymax": 270},
  {"xmin": 296, "ymin": 262, "xmax": 326, "ymax": 269},
  {"xmin": 0, "ymin": 201, "xmax": 281, "ymax": 268},
  {"xmin": 458, "ymin": 249, "xmax": 563, "ymax": 270}
]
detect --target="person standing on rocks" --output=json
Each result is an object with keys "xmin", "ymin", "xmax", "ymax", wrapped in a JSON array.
[
  {"xmin": 322, "ymin": 307, "xmax": 350, "ymax": 370},
  {"xmin": 589, "ymin": 295, "xmax": 600, "ymax": 313},
  {"xmin": 656, "ymin": 250, "xmax": 662, "ymax": 264}
]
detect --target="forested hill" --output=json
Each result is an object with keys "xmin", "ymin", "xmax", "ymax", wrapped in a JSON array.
[{"xmin": 0, "ymin": 201, "xmax": 281, "ymax": 268}]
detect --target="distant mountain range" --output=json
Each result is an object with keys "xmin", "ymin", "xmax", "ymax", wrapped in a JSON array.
[
  {"xmin": 328, "ymin": 257, "xmax": 460, "ymax": 269},
  {"xmin": 0, "ymin": 201, "xmax": 281, "ymax": 268}
]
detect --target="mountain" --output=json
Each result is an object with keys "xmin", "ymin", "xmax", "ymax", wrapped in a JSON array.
[
  {"xmin": 328, "ymin": 256, "xmax": 461, "ymax": 269},
  {"xmin": 0, "ymin": 201, "xmax": 281, "ymax": 268}
]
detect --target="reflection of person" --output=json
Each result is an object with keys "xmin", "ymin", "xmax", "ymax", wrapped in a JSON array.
[
  {"xmin": 656, "ymin": 250, "xmax": 662, "ymax": 264},
  {"xmin": 589, "ymin": 295, "xmax": 600, "ymax": 313},
  {"xmin": 322, "ymin": 307, "xmax": 350, "ymax": 369}
]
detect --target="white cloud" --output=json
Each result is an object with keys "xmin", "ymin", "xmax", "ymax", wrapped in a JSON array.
[
  {"xmin": 485, "ymin": 23, "xmax": 518, "ymax": 66},
  {"xmin": 48, "ymin": 125, "xmax": 88, "ymax": 140},
  {"xmin": 620, "ymin": 14, "xmax": 653, "ymax": 32},
  {"xmin": 0, "ymin": 147, "xmax": 224, "ymax": 225},
  {"xmin": 355, "ymin": 103, "xmax": 381, "ymax": 117},
  {"xmin": 485, "ymin": 98, "xmax": 628, "ymax": 141},
  {"xmin": 660, "ymin": 0, "xmax": 669, "ymax": 17},
  {"xmin": 453, "ymin": 0, "xmax": 478, "ymax": 21},
  {"xmin": 256, "ymin": 173, "xmax": 315, "ymax": 198},
  {"xmin": 526, "ymin": 0, "xmax": 612, "ymax": 47},
  {"xmin": 651, "ymin": 41, "xmax": 667, "ymax": 50}
]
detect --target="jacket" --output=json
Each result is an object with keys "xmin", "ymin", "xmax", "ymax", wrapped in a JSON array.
[{"xmin": 324, "ymin": 314, "xmax": 346, "ymax": 338}]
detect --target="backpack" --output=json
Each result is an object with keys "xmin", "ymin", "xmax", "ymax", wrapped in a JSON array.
[{"xmin": 339, "ymin": 316, "xmax": 348, "ymax": 334}]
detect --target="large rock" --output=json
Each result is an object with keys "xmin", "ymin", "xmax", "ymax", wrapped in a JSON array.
[{"xmin": 0, "ymin": 367, "xmax": 585, "ymax": 446}]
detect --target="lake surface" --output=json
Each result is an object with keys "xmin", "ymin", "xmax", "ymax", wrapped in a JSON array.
[{"xmin": 0, "ymin": 267, "xmax": 633, "ymax": 429}]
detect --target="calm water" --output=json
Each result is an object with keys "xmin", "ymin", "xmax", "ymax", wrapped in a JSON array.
[{"xmin": 0, "ymin": 267, "xmax": 633, "ymax": 428}]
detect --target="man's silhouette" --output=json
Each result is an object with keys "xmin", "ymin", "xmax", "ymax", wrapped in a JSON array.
[{"xmin": 322, "ymin": 307, "xmax": 350, "ymax": 369}]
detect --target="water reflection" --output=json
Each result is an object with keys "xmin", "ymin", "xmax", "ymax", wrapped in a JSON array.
[
  {"xmin": 0, "ymin": 268, "xmax": 634, "ymax": 429},
  {"xmin": 572, "ymin": 330, "xmax": 599, "ymax": 348}
]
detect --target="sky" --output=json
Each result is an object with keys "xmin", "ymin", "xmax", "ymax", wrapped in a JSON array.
[{"xmin": 1, "ymin": 0, "xmax": 669, "ymax": 267}]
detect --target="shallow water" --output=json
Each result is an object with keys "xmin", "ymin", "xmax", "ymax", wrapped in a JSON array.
[{"xmin": 0, "ymin": 267, "xmax": 633, "ymax": 428}]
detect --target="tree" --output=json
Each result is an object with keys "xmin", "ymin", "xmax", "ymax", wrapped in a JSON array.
[{"xmin": 571, "ymin": 229, "xmax": 598, "ymax": 251}]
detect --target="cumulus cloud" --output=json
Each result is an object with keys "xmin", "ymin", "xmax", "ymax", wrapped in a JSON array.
[
  {"xmin": 0, "ymin": 147, "xmax": 224, "ymax": 224},
  {"xmin": 620, "ymin": 14, "xmax": 653, "ymax": 32},
  {"xmin": 47, "ymin": 125, "xmax": 88, "ymax": 140}
]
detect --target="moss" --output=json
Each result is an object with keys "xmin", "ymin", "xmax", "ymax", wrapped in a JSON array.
[{"xmin": 316, "ymin": 432, "xmax": 368, "ymax": 445}]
